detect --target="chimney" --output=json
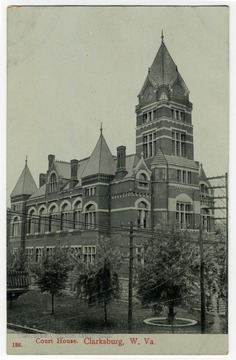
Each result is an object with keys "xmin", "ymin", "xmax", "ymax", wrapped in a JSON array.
[
  {"xmin": 48, "ymin": 154, "xmax": 55, "ymax": 169},
  {"xmin": 70, "ymin": 159, "xmax": 79, "ymax": 188},
  {"xmin": 39, "ymin": 173, "xmax": 46, "ymax": 187},
  {"xmin": 115, "ymin": 146, "xmax": 128, "ymax": 180}
]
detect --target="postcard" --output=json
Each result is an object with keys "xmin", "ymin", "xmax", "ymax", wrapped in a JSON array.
[{"xmin": 6, "ymin": 5, "xmax": 228, "ymax": 356}]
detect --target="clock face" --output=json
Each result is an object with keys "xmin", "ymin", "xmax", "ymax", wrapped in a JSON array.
[{"xmin": 144, "ymin": 86, "xmax": 154, "ymax": 102}]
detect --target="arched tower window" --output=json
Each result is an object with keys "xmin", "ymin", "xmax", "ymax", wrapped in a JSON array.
[
  {"xmin": 85, "ymin": 204, "xmax": 96, "ymax": 230},
  {"xmin": 49, "ymin": 173, "xmax": 57, "ymax": 193},
  {"xmin": 73, "ymin": 201, "xmax": 82, "ymax": 229},
  {"xmin": 12, "ymin": 216, "xmax": 20, "ymax": 237}
]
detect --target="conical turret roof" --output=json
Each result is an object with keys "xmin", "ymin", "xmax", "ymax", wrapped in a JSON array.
[
  {"xmin": 151, "ymin": 148, "xmax": 167, "ymax": 167},
  {"xmin": 11, "ymin": 161, "xmax": 38, "ymax": 198},
  {"xmin": 82, "ymin": 130, "xmax": 116, "ymax": 178}
]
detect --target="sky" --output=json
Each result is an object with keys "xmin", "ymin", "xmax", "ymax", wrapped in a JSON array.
[{"xmin": 7, "ymin": 6, "xmax": 229, "ymax": 203}]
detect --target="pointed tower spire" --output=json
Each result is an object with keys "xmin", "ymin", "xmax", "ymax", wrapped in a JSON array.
[
  {"xmin": 161, "ymin": 29, "xmax": 164, "ymax": 43},
  {"xmin": 82, "ymin": 130, "xmax": 116, "ymax": 178},
  {"xmin": 161, "ymin": 32, "xmax": 165, "ymax": 83},
  {"xmin": 11, "ymin": 160, "xmax": 38, "ymax": 198}
]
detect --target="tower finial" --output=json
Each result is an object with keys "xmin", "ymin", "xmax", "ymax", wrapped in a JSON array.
[
  {"xmin": 161, "ymin": 29, "xmax": 164, "ymax": 43},
  {"xmin": 25, "ymin": 155, "xmax": 28, "ymax": 166},
  {"xmin": 100, "ymin": 122, "xmax": 103, "ymax": 135}
]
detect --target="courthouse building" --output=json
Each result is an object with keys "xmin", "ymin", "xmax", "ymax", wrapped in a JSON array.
[{"xmin": 9, "ymin": 36, "xmax": 215, "ymax": 264}]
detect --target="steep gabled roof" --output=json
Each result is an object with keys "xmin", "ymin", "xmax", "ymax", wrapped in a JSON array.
[
  {"xmin": 82, "ymin": 131, "xmax": 116, "ymax": 178},
  {"xmin": 11, "ymin": 162, "xmax": 38, "ymax": 198},
  {"xmin": 133, "ymin": 153, "xmax": 151, "ymax": 176},
  {"xmin": 54, "ymin": 161, "xmax": 71, "ymax": 179}
]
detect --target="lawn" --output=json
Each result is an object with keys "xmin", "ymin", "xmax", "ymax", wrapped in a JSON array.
[{"xmin": 7, "ymin": 290, "xmax": 225, "ymax": 334}]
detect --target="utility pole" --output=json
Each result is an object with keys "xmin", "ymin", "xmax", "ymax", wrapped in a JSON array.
[
  {"xmin": 199, "ymin": 227, "xmax": 206, "ymax": 333},
  {"xmin": 206, "ymin": 173, "xmax": 228, "ymax": 331},
  {"xmin": 128, "ymin": 222, "xmax": 134, "ymax": 333},
  {"xmin": 225, "ymin": 173, "xmax": 228, "ymax": 332}
]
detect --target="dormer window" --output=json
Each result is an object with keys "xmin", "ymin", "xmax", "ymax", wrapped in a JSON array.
[
  {"xmin": 200, "ymin": 183, "xmax": 208, "ymax": 194},
  {"xmin": 138, "ymin": 173, "xmax": 149, "ymax": 189},
  {"xmin": 49, "ymin": 173, "xmax": 57, "ymax": 193}
]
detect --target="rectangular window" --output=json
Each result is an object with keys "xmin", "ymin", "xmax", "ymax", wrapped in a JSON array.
[
  {"xmin": 176, "ymin": 202, "xmax": 193, "ymax": 229},
  {"xmin": 172, "ymin": 131, "xmax": 186, "ymax": 157},
  {"xmin": 71, "ymin": 246, "xmax": 82, "ymax": 259},
  {"xmin": 35, "ymin": 247, "xmax": 44, "ymax": 262},
  {"xmin": 162, "ymin": 168, "xmax": 166, "ymax": 181},
  {"xmin": 46, "ymin": 246, "xmax": 55, "ymax": 257},
  {"xmin": 85, "ymin": 187, "xmax": 96, "ymax": 197},
  {"xmin": 83, "ymin": 246, "xmax": 96, "ymax": 265},
  {"xmin": 143, "ymin": 132, "xmax": 156, "ymax": 159},
  {"xmin": 25, "ymin": 247, "xmax": 34, "ymax": 260},
  {"xmin": 182, "ymin": 171, "xmax": 186, "ymax": 184},
  {"xmin": 177, "ymin": 170, "xmax": 181, "ymax": 182},
  {"xmin": 202, "ymin": 216, "xmax": 211, "ymax": 232},
  {"xmin": 136, "ymin": 246, "xmax": 144, "ymax": 265},
  {"xmin": 12, "ymin": 248, "xmax": 18, "ymax": 256},
  {"xmin": 188, "ymin": 171, "xmax": 192, "ymax": 184}
]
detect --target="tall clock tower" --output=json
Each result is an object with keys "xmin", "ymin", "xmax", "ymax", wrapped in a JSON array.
[
  {"xmin": 135, "ymin": 35, "xmax": 194, "ymax": 162},
  {"xmin": 135, "ymin": 34, "xmax": 201, "ymax": 228}
]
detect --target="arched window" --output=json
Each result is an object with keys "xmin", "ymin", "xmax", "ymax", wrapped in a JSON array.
[
  {"xmin": 38, "ymin": 207, "xmax": 47, "ymax": 234},
  {"xmin": 28, "ymin": 209, "xmax": 36, "ymax": 234},
  {"xmin": 73, "ymin": 201, "xmax": 82, "ymax": 229},
  {"xmin": 49, "ymin": 205, "xmax": 58, "ymax": 232},
  {"xmin": 200, "ymin": 183, "xmax": 208, "ymax": 195},
  {"xmin": 137, "ymin": 201, "xmax": 148, "ymax": 228},
  {"xmin": 61, "ymin": 203, "xmax": 70, "ymax": 231},
  {"xmin": 12, "ymin": 216, "xmax": 20, "ymax": 236},
  {"xmin": 49, "ymin": 173, "xmax": 57, "ymax": 193},
  {"xmin": 85, "ymin": 204, "xmax": 96, "ymax": 230}
]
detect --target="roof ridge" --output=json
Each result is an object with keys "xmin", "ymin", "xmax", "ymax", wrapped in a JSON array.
[{"xmin": 56, "ymin": 160, "xmax": 70, "ymax": 164}]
